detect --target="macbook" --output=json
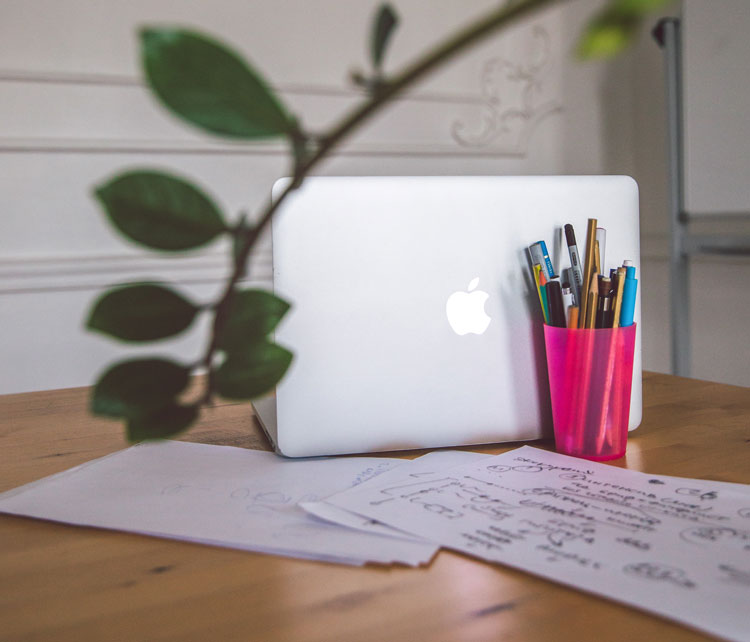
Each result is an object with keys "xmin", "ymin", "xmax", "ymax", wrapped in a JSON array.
[{"xmin": 253, "ymin": 176, "xmax": 642, "ymax": 457}]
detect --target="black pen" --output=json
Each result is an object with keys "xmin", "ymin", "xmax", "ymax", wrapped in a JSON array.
[
  {"xmin": 545, "ymin": 280, "xmax": 566, "ymax": 328},
  {"xmin": 564, "ymin": 224, "xmax": 584, "ymax": 307},
  {"xmin": 595, "ymin": 277, "xmax": 613, "ymax": 328}
]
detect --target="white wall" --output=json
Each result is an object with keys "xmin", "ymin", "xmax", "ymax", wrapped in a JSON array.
[
  {"xmin": 683, "ymin": 0, "xmax": 750, "ymax": 215},
  {"xmin": 627, "ymin": 0, "xmax": 750, "ymax": 386},
  {"xmin": 1, "ymin": 0, "xmax": 748, "ymax": 393},
  {"xmin": 0, "ymin": 0, "xmax": 568, "ymax": 393}
]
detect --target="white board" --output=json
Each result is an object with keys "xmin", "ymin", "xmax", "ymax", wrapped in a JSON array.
[{"xmin": 683, "ymin": 0, "xmax": 750, "ymax": 215}]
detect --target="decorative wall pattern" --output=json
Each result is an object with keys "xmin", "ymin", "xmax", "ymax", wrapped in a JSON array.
[{"xmin": 451, "ymin": 26, "xmax": 563, "ymax": 153}]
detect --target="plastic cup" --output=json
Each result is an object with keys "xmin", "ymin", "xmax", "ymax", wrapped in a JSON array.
[{"xmin": 543, "ymin": 323, "xmax": 637, "ymax": 461}]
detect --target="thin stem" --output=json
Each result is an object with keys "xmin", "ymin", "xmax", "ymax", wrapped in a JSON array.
[{"xmin": 199, "ymin": 0, "xmax": 565, "ymax": 403}]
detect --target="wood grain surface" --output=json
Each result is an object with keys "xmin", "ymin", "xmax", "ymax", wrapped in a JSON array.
[{"xmin": 1, "ymin": 372, "xmax": 748, "ymax": 642}]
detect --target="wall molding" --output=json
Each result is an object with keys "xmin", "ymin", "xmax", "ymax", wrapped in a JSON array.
[
  {"xmin": 0, "ymin": 136, "xmax": 527, "ymax": 157},
  {"xmin": 0, "ymin": 249, "xmax": 272, "ymax": 295},
  {"xmin": 3, "ymin": 233, "xmax": 747, "ymax": 296},
  {"xmin": 0, "ymin": 68, "xmax": 486, "ymax": 105}
]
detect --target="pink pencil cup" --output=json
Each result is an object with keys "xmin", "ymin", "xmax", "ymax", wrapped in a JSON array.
[{"xmin": 543, "ymin": 324, "xmax": 637, "ymax": 461}]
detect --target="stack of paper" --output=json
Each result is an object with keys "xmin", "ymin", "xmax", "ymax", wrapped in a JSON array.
[
  {"xmin": 0, "ymin": 441, "xmax": 437, "ymax": 566},
  {"xmin": 2, "ymin": 441, "xmax": 749, "ymax": 640},
  {"xmin": 315, "ymin": 445, "xmax": 750, "ymax": 642}
]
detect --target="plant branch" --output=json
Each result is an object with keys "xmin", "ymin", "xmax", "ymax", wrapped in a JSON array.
[{"xmin": 200, "ymin": 0, "xmax": 566, "ymax": 403}]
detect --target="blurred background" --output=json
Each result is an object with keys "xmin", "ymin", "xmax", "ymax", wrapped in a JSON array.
[{"xmin": 1, "ymin": 0, "xmax": 748, "ymax": 394}]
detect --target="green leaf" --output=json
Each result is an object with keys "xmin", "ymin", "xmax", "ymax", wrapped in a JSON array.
[
  {"xmin": 92, "ymin": 358, "xmax": 191, "ymax": 419},
  {"xmin": 91, "ymin": 358, "xmax": 197, "ymax": 441},
  {"xmin": 216, "ymin": 340, "xmax": 293, "ymax": 400},
  {"xmin": 578, "ymin": 22, "xmax": 635, "ymax": 58},
  {"xmin": 127, "ymin": 402, "xmax": 199, "ymax": 442},
  {"xmin": 95, "ymin": 170, "xmax": 227, "ymax": 252},
  {"xmin": 141, "ymin": 28, "xmax": 295, "ymax": 139},
  {"xmin": 87, "ymin": 283, "xmax": 199, "ymax": 342},
  {"xmin": 217, "ymin": 289, "xmax": 291, "ymax": 350},
  {"xmin": 371, "ymin": 4, "xmax": 399, "ymax": 70},
  {"xmin": 610, "ymin": 0, "xmax": 673, "ymax": 11},
  {"xmin": 577, "ymin": 0, "xmax": 673, "ymax": 59}
]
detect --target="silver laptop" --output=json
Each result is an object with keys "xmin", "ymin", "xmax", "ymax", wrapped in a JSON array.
[{"xmin": 253, "ymin": 176, "xmax": 642, "ymax": 457}]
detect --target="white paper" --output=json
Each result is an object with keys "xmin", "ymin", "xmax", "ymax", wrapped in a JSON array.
[
  {"xmin": 327, "ymin": 445, "xmax": 750, "ymax": 641},
  {"xmin": 0, "ymin": 441, "xmax": 438, "ymax": 566},
  {"xmin": 301, "ymin": 449, "xmax": 491, "ymax": 540}
]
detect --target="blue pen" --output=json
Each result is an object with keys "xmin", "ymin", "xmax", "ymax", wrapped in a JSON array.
[
  {"xmin": 535, "ymin": 240, "xmax": 556, "ymax": 279},
  {"xmin": 619, "ymin": 264, "xmax": 637, "ymax": 327}
]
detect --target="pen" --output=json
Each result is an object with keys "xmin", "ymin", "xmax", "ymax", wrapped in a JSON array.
[
  {"xmin": 619, "ymin": 264, "xmax": 637, "ymax": 327},
  {"xmin": 561, "ymin": 280, "xmax": 574, "ymax": 313},
  {"xmin": 595, "ymin": 276, "xmax": 612, "ymax": 328},
  {"xmin": 536, "ymin": 240, "xmax": 556, "ymax": 279},
  {"xmin": 529, "ymin": 244, "xmax": 545, "ymax": 277},
  {"xmin": 545, "ymin": 280, "xmax": 566, "ymax": 328},
  {"xmin": 564, "ymin": 224, "xmax": 584, "ymax": 308},
  {"xmin": 594, "ymin": 240, "xmax": 601, "ymax": 278},
  {"xmin": 580, "ymin": 219, "xmax": 598, "ymax": 327},
  {"xmin": 530, "ymin": 241, "xmax": 555, "ymax": 280},
  {"xmin": 562, "ymin": 267, "xmax": 578, "ymax": 308},
  {"xmin": 532, "ymin": 263, "xmax": 548, "ymax": 324},
  {"xmin": 538, "ymin": 268, "xmax": 550, "ymax": 324}
]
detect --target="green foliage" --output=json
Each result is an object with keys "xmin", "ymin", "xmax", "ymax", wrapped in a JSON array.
[
  {"xmin": 371, "ymin": 4, "xmax": 399, "ymax": 70},
  {"xmin": 87, "ymin": 283, "xmax": 199, "ymax": 342},
  {"xmin": 217, "ymin": 289, "xmax": 291, "ymax": 350},
  {"xmin": 216, "ymin": 340, "xmax": 293, "ymax": 400},
  {"xmin": 141, "ymin": 28, "xmax": 296, "ymax": 139},
  {"xmin": 127, "ymin": 403, "xmax": 200, "ymax": 442},
  {"xmin": 578, "ymin": 0, "xmax": 673, "ymax": 58},
  {"xmin": 88, "ymin": 0, "xmax": 670, "ymax": 442},
  {"xmin": 92, "ymin": 358, "xmax": 191, "ymax": 419},
  {"xmin": 215, "ymin": 289, "xmax": 293, "ymax": 400},
  {"xmin": 92, "ymin": 358, "xmax": 196, "ymax": 442},
  {"xmin": 95, "ymin": 170, "xmax": 227, "ymax": 252}
]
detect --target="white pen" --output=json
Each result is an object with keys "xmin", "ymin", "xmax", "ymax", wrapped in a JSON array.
[
  {"xmin": 561, "ymin": 281, "xmax": 574, "ymax": 313},
  {"xmin": 596, "ymin": 227, "xmax": 607, "ymax": 273}
]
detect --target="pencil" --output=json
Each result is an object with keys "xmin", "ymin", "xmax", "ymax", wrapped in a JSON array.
[
  {"xmin": 568, "ymin": 305, "xmax": 579, "ymax": 329},
  {"xmin": 580, "ymin": 218, "xmax": 598, "ymax": 327},
  {"xmin": 611, "ymin": 266, "xmax": 626, "ymax": 328},
  {"xmin": 584, "ymin": 273, "xmax": 599, "ymax": 329}
]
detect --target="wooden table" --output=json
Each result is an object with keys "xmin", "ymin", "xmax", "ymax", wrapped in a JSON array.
[{"xmin": 1, "ymin": 372, "xmax": 748, "ymax": 642}]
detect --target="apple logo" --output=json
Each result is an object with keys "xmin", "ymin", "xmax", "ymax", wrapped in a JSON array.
[{"xmin": 446, "ymin": 277, "xmax": 491, "ymax": 335}]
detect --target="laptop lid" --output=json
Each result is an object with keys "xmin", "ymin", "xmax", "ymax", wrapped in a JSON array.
[{"xmin": 254, "ymin": 176, "xmax": 642, "ymax": 457}]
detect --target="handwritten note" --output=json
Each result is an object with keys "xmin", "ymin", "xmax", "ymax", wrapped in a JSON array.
[
  {"xmin": 301, "ymin": 449, "xmax": 491, "ymax": 540},
  {"xmin": 3, "ymin": 439, "xmax": 749, "ymax": 638},
  {"xmin": 0, "ymin": 441, "xmax": 438, "ymax": 566},
  {"xmin": 326, "ymin": 446, "xmax": 750, "ymax": 641}
]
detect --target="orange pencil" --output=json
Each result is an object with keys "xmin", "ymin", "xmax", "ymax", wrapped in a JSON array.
[{"xmin": 568, "ymin": 305, "xmax": 579, "ymax": 329}]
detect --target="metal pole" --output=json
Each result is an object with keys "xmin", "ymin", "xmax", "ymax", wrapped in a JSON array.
[{"xmin": 654, "ymin": 18, "xmax": 690, "ymax": 377}]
